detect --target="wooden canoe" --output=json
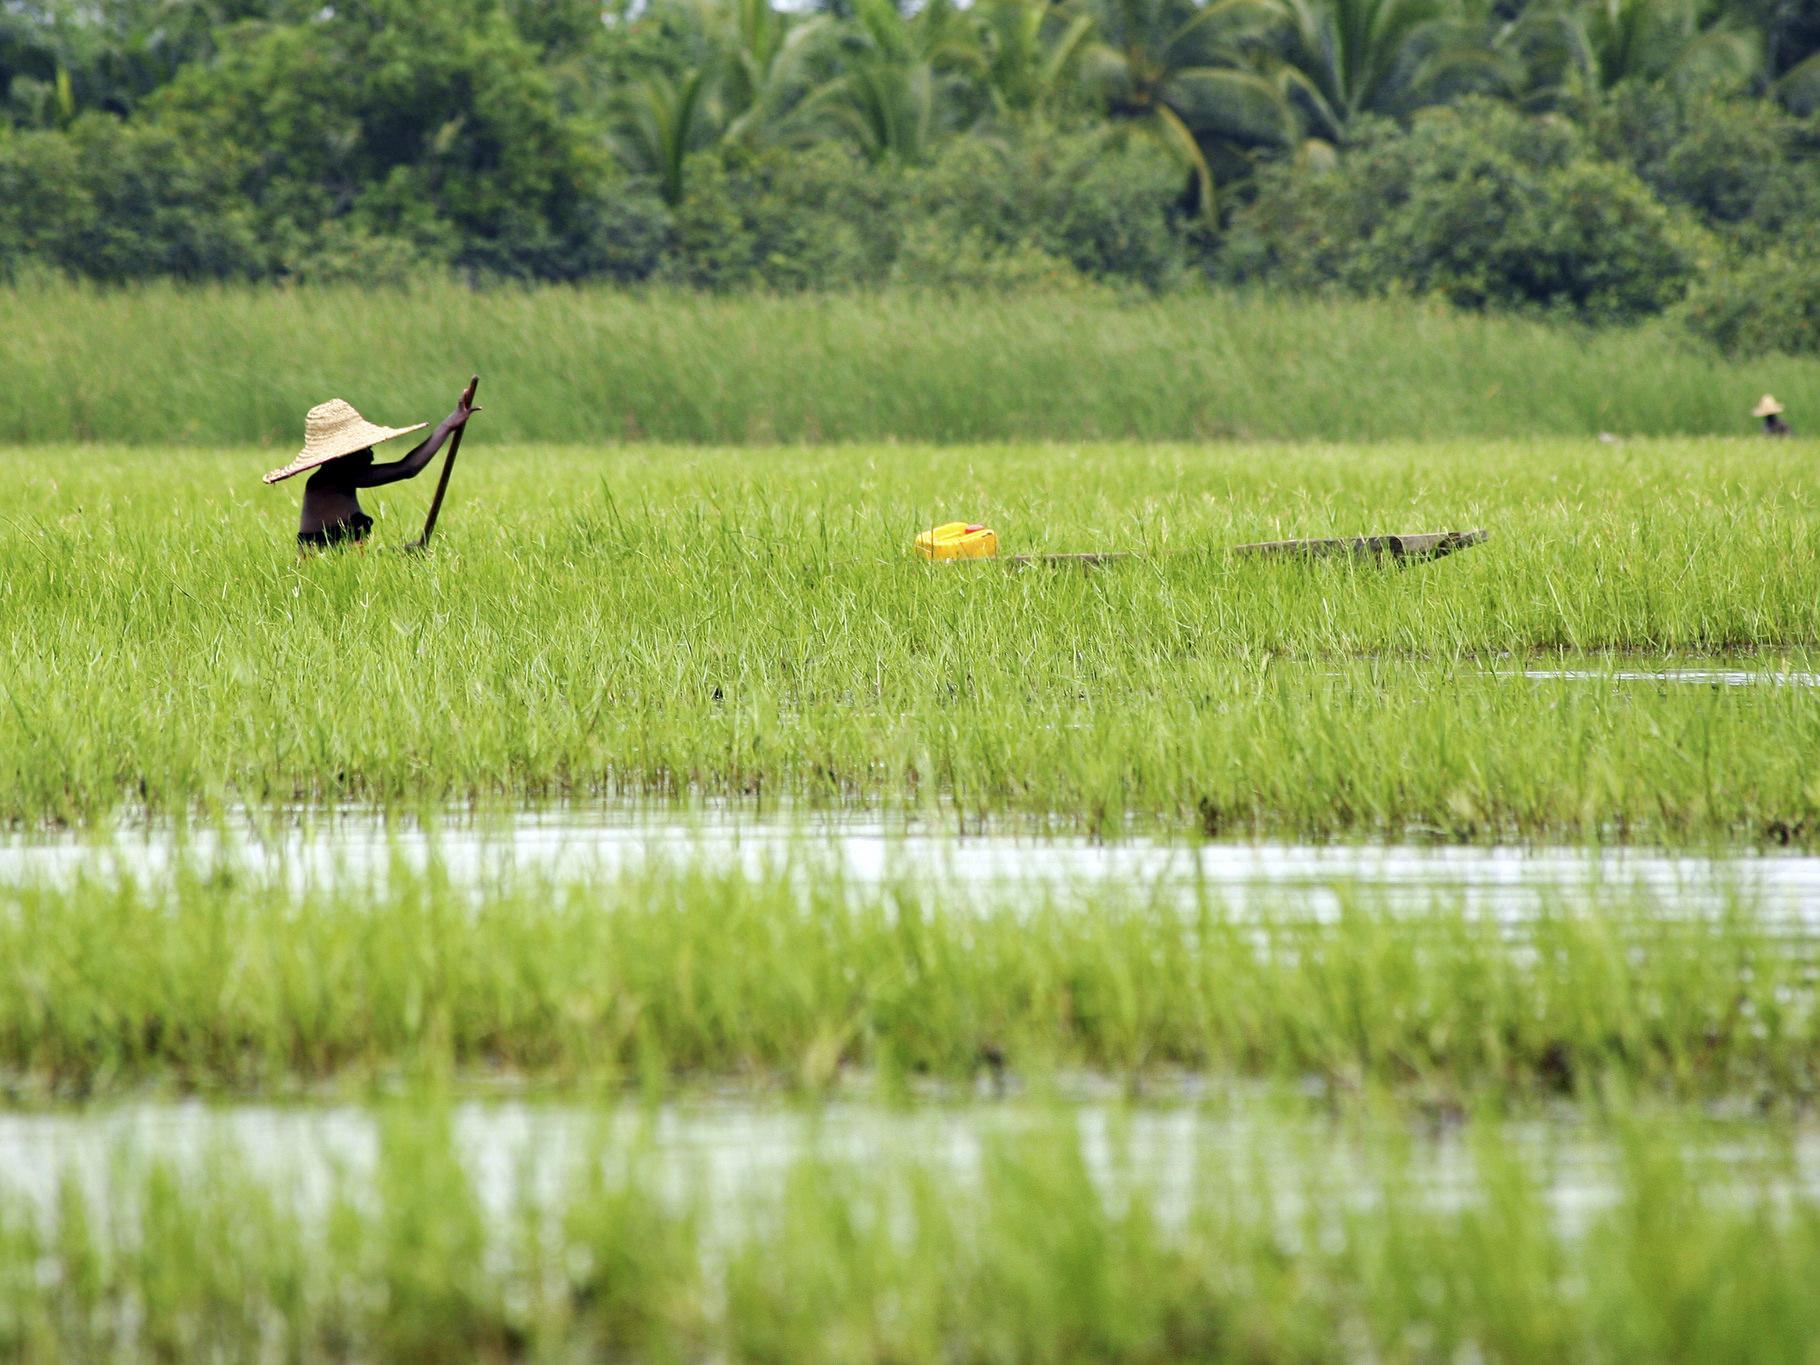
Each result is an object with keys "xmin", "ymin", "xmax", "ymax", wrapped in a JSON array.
[
  {"xmin": 940, "ymin": 530, "xmax": 1488, "ymax": 568},
  {"xmin": 1230, "ymin": 529, "xmax": 1488, "ymax": 562},
  {"xmin": 1004, "ymin": 551, "xmax": 1135, "ymax": 567}
]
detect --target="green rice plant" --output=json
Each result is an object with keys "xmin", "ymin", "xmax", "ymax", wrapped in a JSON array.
[
  {"xmin": 2, "ymin": 440, "xmax": 1818, "ymax": 835},
  {"xmin": 0, "ymin": 857, "xmax": 1812, "ymax": 1098},
  {"xmin": 1, "ymin": 282, "xmax": 1816, "ymax": 445},
  {"xmin": 1, "ymin": 1101, "xmax": 1817, "ymax": 1361}
]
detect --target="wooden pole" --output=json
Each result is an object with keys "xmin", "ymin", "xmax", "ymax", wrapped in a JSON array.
[{"xmin": 410, "ymin": 374, "xmax": 479, "ymax": 550}]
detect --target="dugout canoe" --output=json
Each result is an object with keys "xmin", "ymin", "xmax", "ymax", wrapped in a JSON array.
[
  {"xmin": 943, "ymin": 529, "xmax": 1487, "ymax": 568},
  {"xmin": 1004, "ymin": 551, "xmax": 1135, "ymax": 567},
  {"xmin": 1230, "ymin": 529, "xmax": 1488, "ymax": 562}
]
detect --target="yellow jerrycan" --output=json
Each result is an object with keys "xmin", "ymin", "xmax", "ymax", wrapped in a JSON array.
[{"xmin": 915, "ymin": 521, "xmax": 999, "ymax": 561}]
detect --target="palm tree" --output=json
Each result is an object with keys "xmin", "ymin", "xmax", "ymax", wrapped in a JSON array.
[
  {"xmin": 1557, "ymin": 0, "xmax": 1760, "ymax": 100},
  {"xmin": 1444, "ymin": 0, "xmax": 1593, "ymax": 112},
  {"xmin": 973, "ymin": 0, "xmax": 1099, "ymax": 125},
  {"xmin": 1083, "ymin": 0, "xmax": 1297, "ymax": 217},
  {"xmin": 1266, "ymin": 0, "xmax": 1510, "ymax": 146},
  {"xmin": 703, "ymin": 0, "xmax": 834, "ymax": 146},
  {"xmin": 608, "ymin": 68, "xmax": 722, "ymax": 204},
  {"xmin": 1744, "ymin": 0, "xmax": 1820, "ymax": 111},
  {"xmin": 607, "ymin": 0, "xmax": 836, "ymax": 201},
  {"xmin": 805, "ymin": 0, "xmax": 984, "ymax": 165}
]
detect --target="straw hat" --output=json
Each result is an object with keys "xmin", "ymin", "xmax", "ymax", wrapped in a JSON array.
[
  {"xmin": 263, "ymin": 399, "xmax": 427, "ymax": 484},
  {"xmin": 1753, "ymin": 394, "xmax": 1785, "ymax": 418}
]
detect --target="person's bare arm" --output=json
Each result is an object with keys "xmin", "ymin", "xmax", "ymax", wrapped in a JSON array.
[{"xmin": 353, "ymin": 386, "xmax": 482, "ymax": 488}]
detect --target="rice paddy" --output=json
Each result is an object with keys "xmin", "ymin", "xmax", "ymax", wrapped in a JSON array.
[
  {"xmin": 6, "ymin": 437, "xmax": 1820, "ymax": 838},
  {"xmin": 6, "ymin": 372, "xmax": 1818, "ymax": 1356},
  {"xmin": 2, "ymin": 854, "xmax": 1816, "ymax": 1102}
]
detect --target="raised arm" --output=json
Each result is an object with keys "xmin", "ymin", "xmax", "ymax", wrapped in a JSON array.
[{"xmin": 353, "ymin": 380, "xmax": 482, "ymax": 488}]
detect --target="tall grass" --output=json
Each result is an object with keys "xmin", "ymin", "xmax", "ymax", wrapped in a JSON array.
[
  {"xmin": 3, "ymin": 441, "xmax": 1818, "ymax": 834},
  {"xmin": 1, "ymin": 858, "xmax": 1812, "ymax": 1097},
  {"xmin": 5, "ymin": 1103, "xmax": 1818, "ymax": 1361},
  {"xmin": 2, "ymin": 282, "xmax": 1815, "ymax": 444}
]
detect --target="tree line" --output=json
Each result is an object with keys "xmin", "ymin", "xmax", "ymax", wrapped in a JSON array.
[{"xmin": 2, "ymin": 0, "xmax": 1817, "ymax": 351}]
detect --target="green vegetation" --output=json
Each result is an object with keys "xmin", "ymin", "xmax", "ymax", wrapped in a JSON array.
[
  {"xmin": 3, "ymin": 1, "xmax": 1818, "ymax": 351},
  {"xmin": 5, "ymin": 285, "xmax": 1820, "ymax": 445},
  {"xmin": 4, "ymin": 439, "xmax": 1819, "ymax": 834},
  {"xmin": 5, "ymin": 1102, "xmax": 1819, "ymax": 1361},
  {"xmin": 9, "ymin": 9, "xmax": 1817, "ymax": 1348},
  {"xmin": 3, "ymin": 857, "xmax": 1815, "ymax": 1098},
  {"xmin": 1222, "ymin": 100, "xmax": 1707, "ymax": 323}
]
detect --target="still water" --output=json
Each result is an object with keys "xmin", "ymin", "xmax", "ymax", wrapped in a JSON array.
[
  {"xmin": 2, "ymin": 807, "xmax": 1814, "ymax": 1233},
  {"xmin": 3, "ymin": 1094, "xmax": 1816, "ymax": 1239},
  {"xmin": 2, "ymin": 806, "xmax": 1817, "ymax": 925}
]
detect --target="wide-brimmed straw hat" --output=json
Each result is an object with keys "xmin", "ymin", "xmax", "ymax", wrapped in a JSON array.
[
  {"xmin": 1753, "ymin": 394, "xmax": 1785, "ymax": 418},
  {"xmin": 263, "ymin": 399, "xmax": 427, "ymax": 484}
]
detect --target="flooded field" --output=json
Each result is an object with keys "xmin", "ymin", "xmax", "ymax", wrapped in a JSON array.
[
  {"xmin": 5, "ymin": 1092, "xmax": 1818, "ymax": 1237},
  {"xmin": 1512, "ymin": 667, "xmax": 1820, "ymax": 688},
  {"xmin": 2, "ymin": 1083, "xmax": 1817, "ymax": 1359},
  {"xmin": 2, "ymin": 808, "xmax": 1815, "ymax": 1102},
  {"xmin": 6, "ymin": 441, "xmax": 1820, "ymax": 1355},
  {"xmin": 6, "ymin": 807, "xmax": 1820, "ymax": 926}
]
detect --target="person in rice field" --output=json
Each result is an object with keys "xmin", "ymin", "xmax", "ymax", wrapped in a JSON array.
[
  {"xmin": 264, "ymin": 384, "xmax": 481, "ymax": 548},
  {"xmin": 1754, "ymin": 393, "xmax": 1791, "ymax": 438}
]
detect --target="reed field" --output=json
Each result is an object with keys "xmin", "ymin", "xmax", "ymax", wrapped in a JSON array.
[
  {"xmin": 3, "ymin": 436, "xmax": 1818, "ymax": 837},
  {"xmin": 2, "ymin": 283, "xmax": 1818, "ymax": 446},
  {"xmin": 3, "ymin": 1101, "xmax": 1817, "ymax": 1362}
]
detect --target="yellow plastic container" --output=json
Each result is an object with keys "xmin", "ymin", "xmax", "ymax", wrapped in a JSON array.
[{"xmin": 915, "ymin": 521, "xmax": 999, "ymax": 561}]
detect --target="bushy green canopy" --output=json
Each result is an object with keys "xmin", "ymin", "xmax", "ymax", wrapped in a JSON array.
[{"xmin": 1, "ymin": 0, "xmax": 1817, "ymax": 347}]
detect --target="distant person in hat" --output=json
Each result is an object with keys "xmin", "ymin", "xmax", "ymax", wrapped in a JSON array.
[
  {"xmin": 1754, "ymin": 394, "xmax": 1791, "ymax": 437},
  {"xmin": 264, "ymin": 384, "xmax": 481, "ymax": 548}
]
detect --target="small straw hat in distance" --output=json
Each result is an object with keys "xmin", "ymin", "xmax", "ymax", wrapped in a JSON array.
[
  {"xmin": 1753, "ymin": 394, "xmax": 1785, "ymax": 418},
  {"xmin": 263, "ymin": 399, "xmax": 428, "ymax": 484}
]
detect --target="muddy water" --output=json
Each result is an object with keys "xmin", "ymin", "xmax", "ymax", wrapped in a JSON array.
[{"xmin": 2, "ymin": 808, "xmax": 1818, "ymax": 925}]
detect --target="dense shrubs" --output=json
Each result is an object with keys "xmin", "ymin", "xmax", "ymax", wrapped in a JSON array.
[
  {"xmin": 1592, "ymin": 89, "xmax": 1820, "ymax": 243},
  {"xmin": 1682, "ymin": 248, "xmax": 1820, "ymax": 357},
  {"xmin": 3, "ymin": 0, "xmax": 1819, "ymax": 352},
  {"xmin": 149, "ymin": 0, "xmax": 617, "ymax": 282},
  {"xmin": 0, "ymin": 114, "xmax": 260, "ymax": 281},
  {"xmin": 663, "ymin": 144, "xmax": 902, "ymax": 291},
  {"xmin": 653, "ymin": 131, "xmax": 1185, "ymax": 292},
  {"xmin": 1219, "ymin": 102, "xmax": 1708, "ymax": 323},
  {"xmin": 905, "ymin": 132, "xmax": 1188, "ymax": 290}
]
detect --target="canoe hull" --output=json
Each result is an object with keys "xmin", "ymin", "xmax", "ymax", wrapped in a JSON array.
[{"xmin": 1231, "ymin": 530, "xmax": 1488, "ymax": 562}]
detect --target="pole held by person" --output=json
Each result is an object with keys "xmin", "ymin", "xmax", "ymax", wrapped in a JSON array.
[{"xmin": 263, "ymin": 376, "xmax": 482, "ymax": 550}]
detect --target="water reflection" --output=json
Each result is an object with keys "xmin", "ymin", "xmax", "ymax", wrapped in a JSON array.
[
  {"xmin": 1, "ymin": 1094, "xmax": 1814, "ymax": 1237},
  {"xmin": 1, "ymin": 808, "xmax": 1816, "ymax": 924},
  {"xmin": 1508, "ymin": 668, "xmax": 1820, "ymax": 688}
]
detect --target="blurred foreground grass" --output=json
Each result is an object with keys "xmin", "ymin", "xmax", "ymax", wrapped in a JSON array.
[{"xmin": 5, "ymin": 1101, "xmax": 1818, "ymax": 1362}]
